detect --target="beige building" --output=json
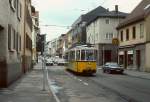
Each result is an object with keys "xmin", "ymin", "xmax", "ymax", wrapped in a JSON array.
[
  {"xmin": 117, "ymin": 0, "xmax": 150, "ymax": 72},
  {"xmin": 22, "ymin": 0, "xmax": 32, "ymax": 73},
  {"xmin": 31, "ymin": 7, "xmax": 39, "ymax": 65},
  {"xmin": 66, "ymin": 29, "xmax": 73, "ymax": 49}
]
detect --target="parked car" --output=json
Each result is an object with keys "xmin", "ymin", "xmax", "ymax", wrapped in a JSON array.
[
  {"xmin": 102, "ymin": 62, "xmax": 124, "ymax": 74},
  {"xmin": 57, "ymin": 58, "xmax": 67, "ymax": 66},
  {"xmin": 46, "ymin": 58, "xmax": 54, "ymax": 66}
]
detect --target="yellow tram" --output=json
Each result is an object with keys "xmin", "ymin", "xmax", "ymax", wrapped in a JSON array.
[{"xmin": 65, "ymin": 44, "xmax": 97, "ymax": 74}]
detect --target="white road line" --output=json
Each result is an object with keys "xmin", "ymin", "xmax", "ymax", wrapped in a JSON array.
[
  {"xmin": 78, "ymin": 79, "xmax": 82, "ymax": 82},
  {"xmin": 97, "ymin": 68, "xmax": 102, "ymax": 70},
  {"xmin": 83, "ymin": 82, "xmax": 88, "ymax": 86},
  {"xmin": 74, "ymin": 77, "xmax": 77, "ymax": 79},
  {"xmin": 46, "ymin": 68, "xmax": 61, "ymax": 102}
]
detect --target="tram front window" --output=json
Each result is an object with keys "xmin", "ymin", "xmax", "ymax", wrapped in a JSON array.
[
  {"xmin": 81, "ymin": 50, "xmax": 85, "ymax": 60},
  {"xmin": 86, "ymin": 50, "xmax": 95, "ymax": 61}
]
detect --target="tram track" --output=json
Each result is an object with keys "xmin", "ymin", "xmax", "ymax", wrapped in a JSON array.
[{"xmin": 66, "ymin": 71, "xmax": 140, "ymax": 102}]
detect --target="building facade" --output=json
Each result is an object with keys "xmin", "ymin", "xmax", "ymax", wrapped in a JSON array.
[
  {"xmin": 86, "ymin": 6, "xmax": 127, "ymax": 66},
  {"xmin": 56, "ymin": 34, "xmax": 67, "ymax": 58},
  {"xmin": 31, "ymin": 7, "xmax": 39, "ymax": 65},
  {"xmin": 49, "ymin": 38, "xmax": 58, "ymax": 57},
  {"xmin": 0, "ymin": 0, "xmax": 24, "ymax": 87},
  {"xmin": 117, "ymin": 0, "xmax": 150, "ymax": 72},
  {"xmin": 72, "ymin": 6, "xmax": 109, "ymax": 46},
  {"xmin": 22, "ymin": 0, "xmax": 32, "ymax": 73}
]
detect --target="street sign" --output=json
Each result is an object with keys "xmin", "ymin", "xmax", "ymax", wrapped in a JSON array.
[{"xmin": 112, "ymin": 38, "xmax": 119, "ymax": 45}]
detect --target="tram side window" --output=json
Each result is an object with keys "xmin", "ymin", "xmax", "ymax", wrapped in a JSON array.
[
  {"xmin": 86, "ymin": 50, "xmax": 95, "ymax": 61},
  {"xmin": 65, "ymin": 52, "xmax": 68, "ymax": 61},
  {"xmin": 70, "ymin": 51, "xmax": 75, "ymax": 61},
  {"xmin": 76, "ymin": 50, "xmax": 80, "ymax": 60},
  {"xmin": 81, "ymin": 50, "xmax": 85, "ymax": 60},
  {"xmin": 94, "ymin": 50, "xmax": 97, "ymax": 60}
]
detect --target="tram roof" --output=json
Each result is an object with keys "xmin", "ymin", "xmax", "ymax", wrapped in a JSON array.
[{"xmin": 69, "ymin": 45, "xmax": 97, "ymax": 51}]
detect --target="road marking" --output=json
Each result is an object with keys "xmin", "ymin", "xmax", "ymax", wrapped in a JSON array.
[
  {"xmin": 78, "ymin": 79, "xmax": 82, "ymax": 82},
  {"xmin": 74, "ymin": 77, "xmax": 77, "ymax": 79},
  {"xmin": 83, "ymin": 82, "xmax": 88, "ymax": 86},
  {"xmin": 97, "ymin": 68, "xmax": 102, "ymax": 70},
  {"xmin": 46, "ymin": 68, "xmax": 61, "ymax": 102}
]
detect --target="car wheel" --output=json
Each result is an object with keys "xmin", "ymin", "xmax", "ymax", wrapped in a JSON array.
[{"xmin": 106, "ymin": 70, "xmax": 111, "ymax": 74}]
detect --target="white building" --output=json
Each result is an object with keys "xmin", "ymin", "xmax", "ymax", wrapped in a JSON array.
[{"xmin": 86, "ymin": 6, "xmax": 127, "ymax": 65}]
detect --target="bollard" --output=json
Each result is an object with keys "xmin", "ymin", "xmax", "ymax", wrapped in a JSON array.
[{"xmin": 42, "ymin": 57, "xmax": 46, "ymax": 91}]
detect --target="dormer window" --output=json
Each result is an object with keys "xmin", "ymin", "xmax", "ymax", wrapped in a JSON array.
[{"xmin": 144, "ymin": 4, "xmax": 150, "ymax": 10}]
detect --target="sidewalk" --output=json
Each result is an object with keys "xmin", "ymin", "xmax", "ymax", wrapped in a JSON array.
[
  {"xmin": 124, "ymin": 70, "xmax": 150, "ymax": 80},
  {"xmin": 0, "ymin": 62, "xmax": 56, "ymax": 102}
]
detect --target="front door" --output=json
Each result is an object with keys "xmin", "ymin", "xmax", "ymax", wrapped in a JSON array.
[{"xmin": 136, "ymin": 50, "xmax": 141, "ymax": 70}]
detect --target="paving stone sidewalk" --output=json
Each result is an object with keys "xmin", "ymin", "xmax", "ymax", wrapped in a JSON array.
[
  {"xmin": 0, "ymin": 62, "xmax": 56, "ymax": 102},
  {"xmin": 124, "ymin": 69, "xmax": 150, "ymax": 80}
]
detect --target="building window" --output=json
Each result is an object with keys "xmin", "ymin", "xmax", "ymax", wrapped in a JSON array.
[
  {"xmin": 13, "ymin": 29, "xmax": 16, "ymax": 50},
  {"xmin": 109, "ymin": 33, "xmax": 113, "ymax": 39},
  {"xmin": 9, "ymin": 0, "xmax": 17, "ymax": 12},
  {"xmin": 16, "ymin": 32, "xmax": 21, "ymax": 52},
  {"xmin": 140, "ymin": 23, "xmax": 144, "ymax": 38},
  {"xmin": 8, "ymin": 24, "xmax": 12, "ymax": 50},
  {"xmin": 106, "ymin": 19, "xmax": 109, "ymax": 24},
  {"xmin": 132, "ymin": 26, "xmax": 136, "ymax": 39},
  {"xmin": 120, "ymin": 31, "xmax": 123, "ymax": 41},
  {"xmin": 106, "ymin": 33, "xmax": 113, "ymax": 39},
  {"xmin": 26, "ymin": 34, "xmax": 32, "ymax": 51},
  {"xmin": 126, "ymin": 29, "xmax": 129, "ymax": 41},
  {"xmin": 105, "ymin": 33, "xmax": 109, "ymax": 39},
  {"xmin": 96, "ymin": 33, "xmax": 98, "ymax": 41},
  {"xmin": 8, "ymin": 24, "xmax": 17, "ymax": 51},
  {"xmin": 17, "ymin": 1, "xmax": 22, "ymax": 20}
]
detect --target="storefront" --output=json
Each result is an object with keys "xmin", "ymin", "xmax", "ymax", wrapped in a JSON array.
[{"xmin": 127, "ymin": 50, "xmax": 134, "ymax": 67}]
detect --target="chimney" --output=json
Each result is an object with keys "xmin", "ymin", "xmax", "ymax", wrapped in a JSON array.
[
  {"xmin": 115, "ymin": 5, "xmax": 118, "ymax": 13},
  {"xmin": 107, "ymin": 8, "xmax": 109, "ymax": 12}
]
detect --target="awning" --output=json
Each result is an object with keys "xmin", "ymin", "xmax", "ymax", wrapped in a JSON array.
[{"xmin": 0, "ymin": 25, "xmax": 4, "ymax": 30}]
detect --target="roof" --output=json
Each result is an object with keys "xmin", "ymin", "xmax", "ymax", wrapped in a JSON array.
[
  {"xmin": 117, "ymin": 0, "xmax": 150, "ymax": 29},
  {"xmin": 69, "ymin": 44, "xmax": 96, "ymax": 51},
  {"xmin": 87, "ymin": 11, "xmax": 128, "ymax": 26},
  {"xmin": 72, "ymin": 6, "xmax": 108, "ymax": 26}
]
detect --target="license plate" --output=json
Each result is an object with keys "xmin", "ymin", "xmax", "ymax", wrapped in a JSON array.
[{"xmin": 116, "ymin": 70, "xmax": 121, "ymax": 71}]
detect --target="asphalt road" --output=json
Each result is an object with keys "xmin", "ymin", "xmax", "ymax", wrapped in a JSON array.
[{"xmin": 46, "ymin": 65, "xmax": 150, "ymax": 102}]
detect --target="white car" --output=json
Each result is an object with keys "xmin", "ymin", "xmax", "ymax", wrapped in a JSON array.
[
  {"xmin": 57, "ymin": 58, "xmax": 67, "ymax": 66},
  {"xmin": 46, "ymin": 59, "xmax": 54, "ymax": 66}
]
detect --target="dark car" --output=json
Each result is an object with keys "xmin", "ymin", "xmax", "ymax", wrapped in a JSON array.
[{"xmin": 102, "ymin": 62, "xmax": 124, "ymax": 74}]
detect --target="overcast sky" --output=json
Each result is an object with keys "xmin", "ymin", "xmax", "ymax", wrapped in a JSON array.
[{"xmin": 32, "ymin": 0, "xmax": 142, "ymax": 41}]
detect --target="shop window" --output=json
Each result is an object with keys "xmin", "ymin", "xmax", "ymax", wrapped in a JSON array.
[{"xmin": 127, "ymin": 51, "xmax": 133, "ymax": 66}]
